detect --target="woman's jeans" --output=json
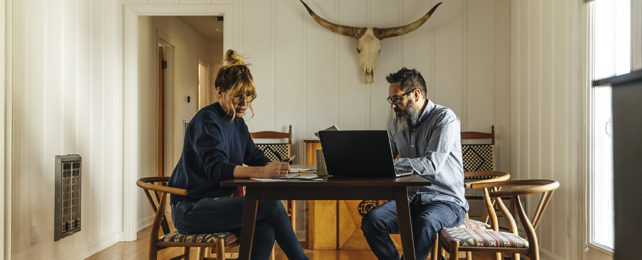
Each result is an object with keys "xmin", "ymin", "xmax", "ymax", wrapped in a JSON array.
[
  {"xmin": 361, "ymin": 199, "xmax": 466, "ymax": 260},
  {"xmin": 171, "ymin": 196, "xmax": 308, "ymax": 260}
]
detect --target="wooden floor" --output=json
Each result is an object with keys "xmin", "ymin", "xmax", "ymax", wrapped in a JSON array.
[
  {"xmin": 86, "ymin": 227, "xmax": 379, "ymax": 260},
  {"xmin": 86, "ymin": 227, "xmax": 495, "ymax": 260}
]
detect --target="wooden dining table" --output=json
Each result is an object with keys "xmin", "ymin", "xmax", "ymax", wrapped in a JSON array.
[{"xmin": 220, "ymin": 174, "xmax": 431, "ymax": 260}]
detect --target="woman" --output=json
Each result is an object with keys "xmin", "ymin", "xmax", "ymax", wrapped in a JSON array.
[{"xmin": 168, "ymin": 50, "xmax": 308, "ymax": 260}]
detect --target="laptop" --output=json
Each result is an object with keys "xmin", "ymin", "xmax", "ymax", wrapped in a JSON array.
[{"xmin": 318, "ymin": 130, "xmax": 413, "ymax": 178}]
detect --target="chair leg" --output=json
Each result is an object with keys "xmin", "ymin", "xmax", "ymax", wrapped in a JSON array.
[
  {"xmin": 184, "ymin": 247, "xmax": 191, "ymax": 259},
  {"xmin": 149, "ymin": 245, "xmax": 158, "ymax": 260},
  {"xmin": 197, "ymin": 246, "xmax": 206, "ymax": 260},
  {"xmin": 289, "ymin": 200, "xmax": 297, "ymax": 229},
  {"xmin": 216, "ymin": 237, "xmax": 226, "ymax": 260},
  {"xmin": 431, "ymin": 233, "xmax": 439, "ymax": 260},
  {"xmin": 449, "ymin": 241, "xmax": 459, "ymax": 260},
  {"xmin": 439, "ymin": 242, "xmax": 447, "ymax": 260}
]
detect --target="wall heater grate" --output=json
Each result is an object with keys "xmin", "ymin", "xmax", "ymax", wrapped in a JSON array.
[{"xmin": 54, "ymin": 154, "xmax": 82, "ymax": 241}]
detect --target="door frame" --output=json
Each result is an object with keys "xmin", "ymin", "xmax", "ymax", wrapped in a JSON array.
[
  {"xmin": 122, "ymin": 2, "xmax": 239, "ymax": 241},
  {"xmin": 1, "ymin": 0, "xmax": 11, "ymax": 257},
  {"xmin": 157, "ymin": 36, "xmax": 174, "ymax": 178}
]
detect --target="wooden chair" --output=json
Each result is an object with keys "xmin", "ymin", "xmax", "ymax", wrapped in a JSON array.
[
  {"xmin": 437, "ymin": 179, "xmax": 560, "ymax": 260},
  {"xmin": 137, "ymin": 177, "xmax": 239, "ymax": 260},
  {"xmin": 461, "ymin": 126, "xmax": 499, "ymax": 221},
  {"xmin": 250, "ymin": 125, "xmax": 297, "ymax": 230},
  {"xmin": 429, "ymin": 171, "xmax": 511, "ymax": 260}
]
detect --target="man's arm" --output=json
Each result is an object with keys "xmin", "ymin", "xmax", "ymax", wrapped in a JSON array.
[{"xmin": 394, "ymin": 113, "xmax": 460, "ymax": 176}]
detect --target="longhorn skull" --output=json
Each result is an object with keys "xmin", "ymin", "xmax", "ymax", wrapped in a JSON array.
[{"xmin": 300, "ymin": 1, "xmax": 442, "ymax": 83}]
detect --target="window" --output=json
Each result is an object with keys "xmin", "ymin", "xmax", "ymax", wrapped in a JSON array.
[{"xmin": 589, "ymin": 0, "xmax": 630, "ymax": 252}]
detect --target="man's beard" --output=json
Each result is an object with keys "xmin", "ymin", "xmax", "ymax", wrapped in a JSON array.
[{"xmin": 395, "ymin": 100, "xmax": 421, "ymax": 132}]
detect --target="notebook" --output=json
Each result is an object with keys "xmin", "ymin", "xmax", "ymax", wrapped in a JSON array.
[{"xmin": 318, "ymin": 130, "xmax": 413, "ymax": 178}]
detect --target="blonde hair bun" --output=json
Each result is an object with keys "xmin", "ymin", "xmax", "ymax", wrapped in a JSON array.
[{"xmin": 225, "ymin": 49, "xmax": 245, "ymax": 66}]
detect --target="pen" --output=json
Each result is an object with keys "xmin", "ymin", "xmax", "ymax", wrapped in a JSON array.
[{"xmin": 285, "ymin": 155, "xmax": 297, "ymax": 165}]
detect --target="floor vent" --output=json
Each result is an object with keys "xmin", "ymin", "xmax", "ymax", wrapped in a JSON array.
[{"xmin": 54, "ymin": 154, "xmax": 82, "ymax": 241}]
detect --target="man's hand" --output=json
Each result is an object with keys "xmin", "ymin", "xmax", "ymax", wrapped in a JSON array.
[{"xmin": 259, "ymin": 161, "xmax": 290, "ymax": 178}]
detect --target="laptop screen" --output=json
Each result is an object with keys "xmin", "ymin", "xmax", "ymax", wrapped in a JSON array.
[{"xmin": 319, "ymin": 130, "xmax": 398, "ymax": 178}]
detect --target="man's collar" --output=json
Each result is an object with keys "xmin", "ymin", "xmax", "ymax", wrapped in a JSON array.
[{"xmin": 416, "ymin": 99, "xmax": 435, "ymax": 126}]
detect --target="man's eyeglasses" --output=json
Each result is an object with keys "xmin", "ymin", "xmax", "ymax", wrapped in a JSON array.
[
  {"xmin": 233, "ymin": 94, "xmax": 256, "ymax": 103},
  {"xmin": 386, "ymin": 88, "xmax": 416, "ymax": 104}
]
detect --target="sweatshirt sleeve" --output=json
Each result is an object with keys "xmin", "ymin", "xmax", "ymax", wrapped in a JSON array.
[{"xmin": 190, "ymin": 117, "xmax": 238, "ymax": 182}]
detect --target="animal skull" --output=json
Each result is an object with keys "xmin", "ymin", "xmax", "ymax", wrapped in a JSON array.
[{"xmin": 300, "ymin": 1, "xmax": 442, "ymax": 83}]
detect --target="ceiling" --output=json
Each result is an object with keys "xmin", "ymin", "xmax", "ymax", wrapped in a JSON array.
[{"xmin": 179, "ymin": 16, "xmax": 223, "ymax": 42}]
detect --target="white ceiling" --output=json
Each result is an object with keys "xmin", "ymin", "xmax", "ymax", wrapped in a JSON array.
[{"xmin": 179, "ymin": 16, "xmax": 223, "ymax": 42}]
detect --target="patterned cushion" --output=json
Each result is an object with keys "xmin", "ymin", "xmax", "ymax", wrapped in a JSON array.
[
  {"xmin": 159, "ymin": 231, "xmax": 239, "ymax": 246},
  {"xmin": 440, "ymin": 227, "xmax": 528, "ymax": 248},
  {"xmin": 455, "ymin": 218, "xmax": 491, "ymax": 229},
  {"xmin": 358, "ymin": 200, "xmax": 384, "ymax": 217},
  {"xmin": 462, "ymin": 144, "xmax": 495, "ymax": 172},
  {"xmin": 255, "ymin": 143, "xmax": 290, "ymax": 161}
]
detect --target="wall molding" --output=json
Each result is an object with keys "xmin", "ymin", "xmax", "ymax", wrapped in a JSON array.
[
  {"xmin": 137, "ymin": 215, "xmax": 154, "ymax": 232},
  {"xmin": 1, "ymin": 0, "xmax": 11, "ymax": 258},
  {"xmin": 122, "ymin": 1, "xmax": 240, "ymax": 241}
]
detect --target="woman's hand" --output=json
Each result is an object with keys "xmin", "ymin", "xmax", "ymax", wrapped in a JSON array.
[
  {"xmin": 233, "ymin": 161, "xmax": 290, "ymax": 178},
  {"xmin": 259, "ymin": 161, "xmax": 290, "ymax": 178}
]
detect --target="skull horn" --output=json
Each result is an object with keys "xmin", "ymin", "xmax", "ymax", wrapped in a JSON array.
[
  {"xmin": 299, "ymin": 0, "xmax": 366, "ymax": 38},
  {"xmin": 373, "ymin": 2, "xmax": 442, "ymax": 39}
]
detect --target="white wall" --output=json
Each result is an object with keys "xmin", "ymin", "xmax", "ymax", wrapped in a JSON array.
[
  {"xmin": 239, "ymin": 0, "xmax": 511, "ymax": 170},
  {"xmin": 510, "ymin": 0, "xmax": 588, "ymax": 259},
  {"xmin": 8, "ymin": 0, "xmax": 510, "ymax": 259},
  {"xmin": 9, "ymin": 0, "xmax": 123, "ymax": 259}
]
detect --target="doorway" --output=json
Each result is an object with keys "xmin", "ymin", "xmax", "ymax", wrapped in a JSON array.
[
  {"xmin": 123, "ymin": 3, "xmax": 236, "ymax": 240},
  {"xmin": 139, "ymin": 16, "xmax": 224, "ymax": 177}
]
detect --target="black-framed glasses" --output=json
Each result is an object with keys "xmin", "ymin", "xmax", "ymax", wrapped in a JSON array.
[
  {"xmin": 386, "ymin": 88, "xmax": 416, "ymax": 104},
  {"xmin": 233, "ymin": 94, "xmax": 256, "ymax": 103}
]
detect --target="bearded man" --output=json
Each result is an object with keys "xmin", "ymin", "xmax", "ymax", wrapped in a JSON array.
[{"xmin": 361, "ymin": 68, "xmax": 469, "ymax": 260}]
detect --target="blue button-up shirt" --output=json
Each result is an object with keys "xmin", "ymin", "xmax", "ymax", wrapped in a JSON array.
[{"xmin": 390, "ymin": 99, "xmax": 469, "ymax": 211}]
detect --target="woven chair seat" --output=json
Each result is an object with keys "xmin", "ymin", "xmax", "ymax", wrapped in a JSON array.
[
  {"xmin": 440, "ymin": 227, "xmax": 528, "ymax": 248},
  {"xmin": 456, "ymin": 218, "xmax": 491, "ymax": 229},
  {"xmin": 159, "ymin": 231, "xmax": 239, "ymax": 246}
]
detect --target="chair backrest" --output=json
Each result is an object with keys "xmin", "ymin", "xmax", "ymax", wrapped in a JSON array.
[
  {"xmin": 137, "ymin": 177, "xmax": 188, "ymax": 237},
  {"xmin": 461, "ymin": 126, "xmax": 495, "ymax": 172},
  {"xmin": 250, "ymin": 125, "xmax": 292, "ymax": 161},
  {"xmin": 471, "ymin": 179, "xmax": 559, "ymax": 257},
  {"xmin": 464, "ymin": 171, "xmax": 510, "ymax": 189}
]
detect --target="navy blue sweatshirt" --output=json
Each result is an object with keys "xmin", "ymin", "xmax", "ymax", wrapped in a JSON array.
[{"xmin": 168, "ymin": 102, "xmax": 270, "ymax": 204}]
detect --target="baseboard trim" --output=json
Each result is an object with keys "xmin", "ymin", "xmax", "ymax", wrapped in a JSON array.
[{"xmin": 138, "ymin": 214, "xmax": 154, "ymax": 232}]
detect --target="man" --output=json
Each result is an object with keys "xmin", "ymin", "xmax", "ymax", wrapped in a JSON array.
[{"xmin": 361, "ymin": 68, "xmax": 468, "ymax": 260}]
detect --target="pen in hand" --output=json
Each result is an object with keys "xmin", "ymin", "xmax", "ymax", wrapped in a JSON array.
[{"xmin": 284, "ymin": 155, "xmax": 296, "ymax": 165}]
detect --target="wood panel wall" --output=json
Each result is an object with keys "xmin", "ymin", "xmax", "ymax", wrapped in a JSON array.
[{"xmin": 510, "ymin": 0, "xmax": 587, "ymax": 259}]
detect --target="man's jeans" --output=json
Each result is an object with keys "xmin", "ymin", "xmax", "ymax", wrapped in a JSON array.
[
  {"xmin": 361, "ymin": 198, "xmax": 466, "ymax": 260},
  {"xmin": 171, "ymin": 197, "xmax": 308, "ymax": 260}
]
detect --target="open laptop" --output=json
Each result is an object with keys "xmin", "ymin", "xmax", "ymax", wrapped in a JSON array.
[{"xmin": 318, "ymin": 130, "xmax": 413, "ymax": 178}]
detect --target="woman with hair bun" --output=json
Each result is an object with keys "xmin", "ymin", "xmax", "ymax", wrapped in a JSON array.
[{"xmin": 168, "ymin": 50, "xmax": 308, "ymax": 260}]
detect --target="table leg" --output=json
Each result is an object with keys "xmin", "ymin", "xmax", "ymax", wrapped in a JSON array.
[
  {"xmin": 238, "ymin": 189, "xmax": 259, "ymax": 260},
  {"xmin": 395, "ymin": 187, "xmax": 416, "ymax": 260}
]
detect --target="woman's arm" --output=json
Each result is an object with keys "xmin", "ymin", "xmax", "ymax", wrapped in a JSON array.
[{"xmin": 233, "ymin": 161, "xmax": 290, "ymax": 178}]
